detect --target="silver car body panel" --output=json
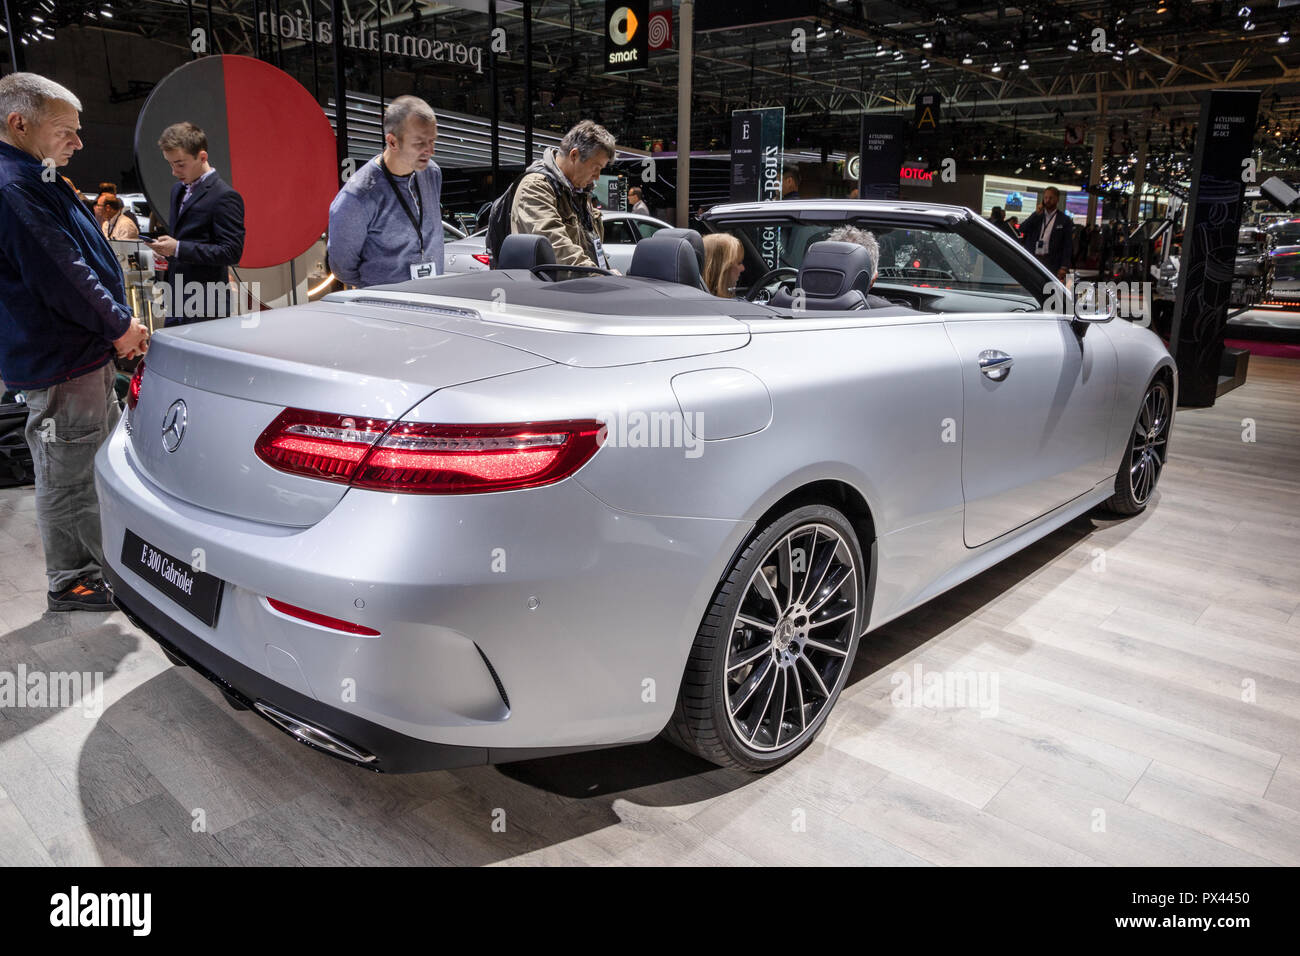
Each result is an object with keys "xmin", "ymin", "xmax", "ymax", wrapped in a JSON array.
[{"xmin": 96, "ymin": 199, "xmax": 1176, "ymax": 764}]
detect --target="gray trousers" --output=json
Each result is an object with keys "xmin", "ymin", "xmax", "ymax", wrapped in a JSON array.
[{"xmin": 23, "ymin": 362, "xmax": 120, "ymax": 592}]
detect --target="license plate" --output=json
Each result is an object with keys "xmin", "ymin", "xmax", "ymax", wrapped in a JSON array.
[{"xmin": 121, "ymin": 529, "xmax": 224, "ymax": 627}]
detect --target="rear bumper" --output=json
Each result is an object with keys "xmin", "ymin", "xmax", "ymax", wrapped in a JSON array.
[{"xmin": 107, "ymin": 568, "xmax": 624, "ymax": 772}]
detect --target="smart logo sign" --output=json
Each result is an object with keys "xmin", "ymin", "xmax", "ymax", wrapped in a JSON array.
[{"xmin": 605, "ymin": 0, "xmax": 649, "ymax": 73}]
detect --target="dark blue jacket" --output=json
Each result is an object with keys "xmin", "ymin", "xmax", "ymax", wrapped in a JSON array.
[{"xmin": 0, "ymin": 140, "xmax": 133, "ymax": 390}]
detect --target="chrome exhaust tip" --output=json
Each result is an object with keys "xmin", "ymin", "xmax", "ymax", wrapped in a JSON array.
[{"xmin": 253, "ymin": 701, "xmax": 378, "ymax": 766}]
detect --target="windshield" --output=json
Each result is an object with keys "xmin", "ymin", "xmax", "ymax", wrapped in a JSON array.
[{"xmin": 711, "ymin": 216, "xmax": 1044, "ymax": 306}]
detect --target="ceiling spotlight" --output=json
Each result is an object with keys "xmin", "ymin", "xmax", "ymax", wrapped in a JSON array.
[
  {"xmin": 992, "ymin": 62, "xmax": 1002, "ymax": 72},
  {"xmin": 1128, "ymin": 43, "xmax": 1139, "ymax": 54},
  {"xmin": 1281, "ymin": 30, "xmax": 1292, "ymax": 44},
  {"xmin": 1245, "ymin": 20, "xmax": 1256, "ymax": 30},
  {"xmin": 30, "ymin": 14, "xmax": 44, "ymax": 22},
  {"xmin": 1067, "ymin": 39, "xmax": 1079, "ymax": 51},
  {"xmin": 1018, "ymin": 58, "xmax": 1030, "ymax": 70},
  {"xmin": 1156, "ymin": 1, "xmax": 1168, "ymax": 11},
  {"xmin": 962, "ymin": 54, "xmax": 973, "ymax": 64},
  {"xmin": 100, "ymin": 8, "xmax": 113, "ymax": 17},
  {"xmin": 1238, "ymin": 5, "xmax": 1251, "ymax": 16},
  {"xmin": 816, "ymin": 24, "xmax": 827, "ymax": 39},
  {"xmin": 922, "ymin": 59, "xmax": 931, "ymax": 69},
  {"xmin": 923, "ymin": 39, "xmax": 933, "ymax": 49}
]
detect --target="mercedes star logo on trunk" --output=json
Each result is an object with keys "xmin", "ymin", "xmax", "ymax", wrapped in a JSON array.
[{"xmin": 162, "ymin": 400, "xmax": 188, "ymax": 453}]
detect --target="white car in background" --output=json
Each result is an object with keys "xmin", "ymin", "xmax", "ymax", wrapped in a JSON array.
[{"xmin": 443, "ymin": 211, "xmax": 672, "ymax": 273}]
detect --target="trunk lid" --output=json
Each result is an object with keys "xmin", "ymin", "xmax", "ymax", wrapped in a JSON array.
[{"xmin": 129, "ymin": 304, "xmax": 552, "ymax": 527}]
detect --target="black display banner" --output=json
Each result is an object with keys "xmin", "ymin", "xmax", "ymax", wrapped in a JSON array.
[
  {"xmin": 730, "ymin": 107, "xmax": 784, "ymax": 204},
  {"xmin": 859, "ymin": 115, "xmax": 906, "ymax": 200},
  {"xmin": 1169, "ymin": 89, "xmax": 1260, "ymax": 407},
  {"xmin": 696, "ymin": 0, "xmax": 819, "ymax": 31},
  {"xmin": 604, "ymin": 0, "xmax": 649, "ymax": 73}
]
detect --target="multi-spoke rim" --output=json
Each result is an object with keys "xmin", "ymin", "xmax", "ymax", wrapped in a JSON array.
[
  {"xmin": 724, "ymin": 523, "xmax": 859, "ymax": 754},
  {"xmin": 1129, "ymin": 382, "xmax": 1171, "ymax": 505}
]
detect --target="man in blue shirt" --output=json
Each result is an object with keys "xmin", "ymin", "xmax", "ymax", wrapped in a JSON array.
[
  {"xmin": 328, "ymin": 95, "xmax": 444, "ymax": 287},
  {"xmin": 0, "ymin": 73, "xmax": 150, "ymax": 611}
]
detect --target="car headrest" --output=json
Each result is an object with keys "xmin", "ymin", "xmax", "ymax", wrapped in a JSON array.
[
  {"xmin": 799, "ymin": 241, "xmax": 874, "ymax": 298},
  {"xmin": 769, "ymin": 287, "xmax": 868, "ymax": 311},
  {"xmin": 628, "ymin": 236, "xmax": 706, "ymax": 289},
  {"xmin": 497, "ymin": 233, "xmax": 556, "ymax": 270},
  {"xmin": 652, "ymin": 228, "xmax": 706, "ymax": 273}
]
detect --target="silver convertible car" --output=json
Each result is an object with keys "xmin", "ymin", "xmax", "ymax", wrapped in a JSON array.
[{"xmin": 96, "ymin": 200, "xmax": 1176, "ymax": 773}]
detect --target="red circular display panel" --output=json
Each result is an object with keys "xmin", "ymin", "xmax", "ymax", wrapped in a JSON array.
[{"xmin": 135, "ymin": 55, "xmax": 337, "ymax": 268}]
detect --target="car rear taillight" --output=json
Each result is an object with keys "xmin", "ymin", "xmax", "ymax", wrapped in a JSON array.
[
  {"xmin": 127, "ymin": 361, "xmax": 145, "ymax": 410},
  {"xmin": 254, "ymin": 411, "xmax": 603, "ymax": 494},
  {"xmin": 253, "ymin": 410, "xmax": 391, "ymax": 483},
  {"xmin": 472, "ymin": 253, "xmax": 492, "ymax": 265}
]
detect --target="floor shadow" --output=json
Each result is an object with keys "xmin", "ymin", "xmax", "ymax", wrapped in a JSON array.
[{"xmin": 61, "ymin": 504, "xmax": 1158, "ymax": 865}]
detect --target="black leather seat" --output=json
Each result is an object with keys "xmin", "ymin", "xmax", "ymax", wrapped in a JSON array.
[
  {"xmin": 496, "ymin": 233, "xmax": 556, "ymax": 270},
  {"xmin": 770, "ymin": 241, "xmax": 875, "ymax": 310},
  {"xmin": 628, "ymin": 236, "xmax": 707, "ymax": 290},
  {"xmin": 651, "ymin": 228, "xmax": 706, "ymax": 275}
]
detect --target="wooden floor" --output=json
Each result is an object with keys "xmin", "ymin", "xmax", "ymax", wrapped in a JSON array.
[{"xmin": 1, "ymin": 357, "xmax": 1298, "ymax": 866}]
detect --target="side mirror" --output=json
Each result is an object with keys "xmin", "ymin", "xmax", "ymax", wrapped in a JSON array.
[{"xmin": 1071, "ymin": 281, "xmax": 1116, "ymax": 323}]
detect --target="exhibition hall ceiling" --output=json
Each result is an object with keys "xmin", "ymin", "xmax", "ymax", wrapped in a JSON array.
[{"xmin": 6, "ymin": 0, "xmax": 1300, "ymax": 178}]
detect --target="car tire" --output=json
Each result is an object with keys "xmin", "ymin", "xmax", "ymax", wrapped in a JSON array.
[
  {"xmin": 1098, "ymin": 377, "xmax": 1173, "ymax": 516},
  {"xmin": 666, "ymin": 504, "xmax": 866, "ymax": 771}
]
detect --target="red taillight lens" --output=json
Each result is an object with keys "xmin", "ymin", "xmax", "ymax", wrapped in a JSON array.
[
  {"xmin": 127, "ymin": 361, "xmax": 145, "ymax": 410},
  {"xmin": 266, "ymin": 597, "xmax": 380, "ymax": 636},
  {"xmin": 255, "ymin": 411, "xmax": 603, "ymax": 494},
  {"xmin": 353, "ymin": 421, "xmax": 604, "ymax": 493},
  {"xmin": 472, "ymin": 253, "xmax": 493, "ymax": 265},
  {"xmin": 254, "ymin": 410, "xmax": 391, "ymax": 483}
]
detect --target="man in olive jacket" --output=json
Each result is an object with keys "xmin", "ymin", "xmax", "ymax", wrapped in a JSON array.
[{"xmin": 510, "ymin": 120, "xmax": 615, "ymax": 269}]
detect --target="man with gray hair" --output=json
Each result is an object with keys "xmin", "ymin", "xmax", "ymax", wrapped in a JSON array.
[
  {"xmin": 0, "ymin": 72, "xmax": 150, "ymax": 611},
  {"xmin": 328, "ymin": 94, "xmax": 443, "ymax": 287},
  {"xmin": 826, "ymin": 225, "xmax": 893, "ymax": 308},
  {"xmin": 509, "ymin": 119, "xmax": 616, "ymax": 268}
]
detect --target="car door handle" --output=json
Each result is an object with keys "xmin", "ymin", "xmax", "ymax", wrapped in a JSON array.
[{"xmin": 978, "ymin": 350, "xmax": 1014, "ymax": 381}]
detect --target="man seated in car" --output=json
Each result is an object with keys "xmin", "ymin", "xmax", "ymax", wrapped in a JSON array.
[{"xmin": 826, "ymin": 225, "xmax": 894, "ymax": 308}]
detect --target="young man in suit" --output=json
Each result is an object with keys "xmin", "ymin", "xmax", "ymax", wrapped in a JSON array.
[
  {"xmin": 1017, "ymin": 186, "xmax": 1073, "ymax": 282},
  {"xmin": 146, "ymin": 122, "xmax": 245, "ymax": 325}
]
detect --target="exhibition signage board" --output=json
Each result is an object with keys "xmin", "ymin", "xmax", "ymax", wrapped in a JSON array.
[
  {"xmin": 256, "ymin": 7, "xmax": 486, "ymax": 73},
  {"xmin": 647, "ymin": 9, "xmax": 673, "ymax": 50},
  {"xmin": 605, "ymin": 1, "xmax": 649, "ymax": 73},
  {"xmin": 695, "ymin": 0, "xmax": 819, "ymax": 31},
  {"xmin": 729, "ymin": 107, "xmax": 785, "ymax": 204},
  {"xmin": 859, "ymin": 115, "xmax": 906, "ymax": 200},
  {"xmin": 730, "ymin": 107, "xmax": 785, "ymax": 270},
  {"xmin": 914, "ymin": 92, "xmax": 941, "ymax": 133},
  {"xmin": 1169, "ymin": 89, "xmax": 1261, "ymax": 407}
]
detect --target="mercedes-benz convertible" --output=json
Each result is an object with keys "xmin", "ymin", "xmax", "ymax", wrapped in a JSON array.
[{"xmin": 96, "ymin": 200, "xmax": 1176, "ymax": 773}]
